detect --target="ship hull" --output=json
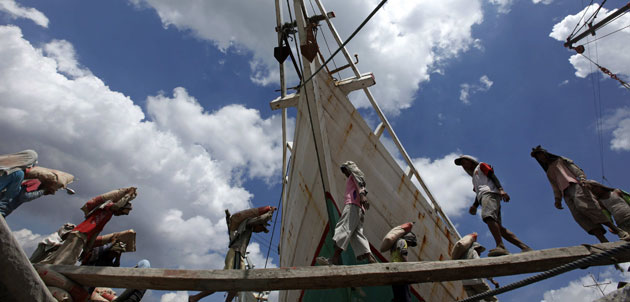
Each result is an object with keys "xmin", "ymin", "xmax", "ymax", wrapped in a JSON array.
[{"xmin": 278, "ymin": 66, "xmax": 470, "ymax": 301}]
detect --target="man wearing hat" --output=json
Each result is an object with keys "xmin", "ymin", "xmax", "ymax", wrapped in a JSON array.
[
  {"xmin": 455, "ymin": 155, "xmax": 532, "ymax": 256},
  {"xmin": 530, "ymin": 146, "xmax": 629, "ymax": 242}
]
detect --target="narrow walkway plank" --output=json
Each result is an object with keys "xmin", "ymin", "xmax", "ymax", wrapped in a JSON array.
[{"xmin": 36, "ymin": 241, "xmax": 630, "ymax": 292}]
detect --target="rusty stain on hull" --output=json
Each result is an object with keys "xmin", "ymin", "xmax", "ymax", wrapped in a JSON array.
[{"xmin": 397, "ymin": 173, "xmax": 405, "ymax": 193}]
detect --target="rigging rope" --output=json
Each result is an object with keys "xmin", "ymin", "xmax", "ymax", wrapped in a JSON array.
[
  {"xmin": 580, "ymin": 53, "xmax": 630, "ymax": 90},
  {"xmin": 457, "ymin": 242, "xmax": 630, "ymax": 302},
  {"xmin": 307, "ymin": 0, "xmax": 340, "ymax": 77},
  {"xmin": 586, "ymin": 38, "xmax": 607, "ymax": 182},
  {"xmin": 581, "ymin": 23, "xmax": 630, "ymax": 45},
  {"xmin": 569, "ymin": 0, "xmax": 596, "ymax": 40},
  {"xmin": 299, "ymin": 0, "xmax": 389, "ymax": 89}
]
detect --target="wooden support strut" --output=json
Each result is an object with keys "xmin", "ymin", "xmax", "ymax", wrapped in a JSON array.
[
  {"xmin": 335, "ymin": 73, "xmax": 375, "ymax": 95},
  {"xmin": 269, "ymin": 73, "xmax": 375, "ymax": 110},
  {"xmin": 0, "ymin": 216, "xmax": 55, "ymax": 302},
  {"xmin": 34, "ymin": 241, "xmax": 630, "ymax": 293}
]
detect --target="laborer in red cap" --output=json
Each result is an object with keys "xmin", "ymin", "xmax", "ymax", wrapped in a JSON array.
[{"xmin": 455, "ymin": 155, "xmax": 532, "ymax": 256}]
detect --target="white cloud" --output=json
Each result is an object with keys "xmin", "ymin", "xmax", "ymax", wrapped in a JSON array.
[
  {"xmin": 533, "ymin": 0, "xmax": 554, "ymax": 5},
  {"xmin": 0, "ymin": 0, "xmax": 48, "ymax": 27},
  {"xmin": 541, "ymin": 264, "xmax": 630, "ymax": 302},
  {"xmin": 0, "ymin": 23, "xmax": 279, "ymax": 281},
  {"xmin": 129, "ymin": 0, "xmax": 485, "ymax": 114},
  {"xmin": 602, "ymin": 107, "xmax": 630, "ymax": 151},
  {"xmin": 459, "ymin": 75, "xmax": 494, "ymax": 104},
  {"xmin": 489, "ymin": 0, "xmax": 514, "ymax": 14},
  {"xmin": 550, "ymin": 5, "xmax": 630, "ymax": 80},
  {"xmin": 146, "ymin": 89, "xmax": 289, "ymax": 181},
  {"xmin": 412, "ymin": 153, "xmax": 475, "ymax": 217},
  {"xmin": 160, "ymin": 291, "xmax": 189, "ymax": 302},
  {"xmin": 559, "ymin": 79, "xmax": 569, "ymax": 86},
  {"xmin": 12, "ymin": 228, "xmax": 46, "ymax": 256},
  {"xmin": 43, "ymin": 40, "xmax": 92, "ymax": 79}
]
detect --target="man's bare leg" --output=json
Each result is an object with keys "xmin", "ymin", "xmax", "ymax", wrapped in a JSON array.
[
  {"xmin": 486, "ymin": 219, "xmax": 505, "ymax": 249},
  {"xmin": 499, "ymin": 226, "xmax": 532, "ymax": 251},
  {"xmin": 225, "ymin": 291, "xmax": 237, "ymax": 302},
  {"xmin": 592, "ymin": 229, "xmax": 609, "ymax": 243}
]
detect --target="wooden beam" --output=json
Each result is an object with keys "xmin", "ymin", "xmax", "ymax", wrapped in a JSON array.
[
  {"xmin": 336, "ymin": 73, "xmax": 375, "ymax": 95},
  {"xmin": 0, "ymin": 217, "xmax": 55, "ymax": 302},
  {"xmin": 269, "ymin": 93, "xmax": 300, "ymax": 110},
  {"xmin": 373, "ymin": 122, "xmax": 385, "ymax": 138},
  {"xmin": 35, "ymin": 241, "xmax": 630, "ymax": 292}
]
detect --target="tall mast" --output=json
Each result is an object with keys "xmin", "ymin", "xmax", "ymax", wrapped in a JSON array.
[{"xmin": 274, "ymin": 0, "xmax": 289, "ymax": 260}]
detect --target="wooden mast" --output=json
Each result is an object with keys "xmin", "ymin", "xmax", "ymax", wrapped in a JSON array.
[{"xmin": 292, "ymin": 0, "xmax": 339, "ymax": 211}]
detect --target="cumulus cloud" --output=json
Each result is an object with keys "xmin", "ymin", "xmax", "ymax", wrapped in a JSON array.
[
  {"xmin": 412, "ymin": 153, "xmax": 475, "ymax": 217},
  {"xmin": 12, "ymin": 228, "xmax": 46, "ymax": 256},
  {"xmin": 541, "ymin": 264, "xmax": 630, "ymax": 301},
  {"xmin": 459, "ymin": 75, "xmax": 494, "ymax": 104},
  {"xmin": 43, "ymin": 40, "xmax": 92, "ymax": 79},
  {"xmin": 0, "ymin": 23, "xmax": 279, "ymax": 282},
  {"xmin": 550, "ymin": 4, "xmax": 630, "ymax": 80},
  {"xmin": 0, "ymin": 0, "xmax": 48, "ymax": 27},
  {"xmin": 146, "ymin": 89, "xmax": 289, "ymax": 181},
  {"xmin": 160, "ymin": 291, "xmax": 189, "ymax": 302},
  {"xmin": 129, "ymin": 0, "xmax": 484, "ymax": 113},
  {"xmin": 489, "ymin": 0, "xmax": 514, "ymax": 13},
  {"xmin": 602, "ymin": 107, "xmax": 630, "ymax": 151},
  {"xmin": 533, "ymin": 0, "xmax": 554, "ymax": 5}
]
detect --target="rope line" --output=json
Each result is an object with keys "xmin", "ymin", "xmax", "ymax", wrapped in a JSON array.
[
  {"xmin": 457, "ymin": 242, "xmax": 630, "ymax": 302},
  {"xmin": 581, "ymin": 23, "xmax": 630, "ymax": 45},
  {"xmin": 569, "ymin": 0, "xmax": 596, "ymax": 39},
  {"xmin": 299, "ymin": 0, "xmax": 389, "ymax": 89},
  {"xmin": 581, "ymin": 53, "xmax": 630, "ymax": 90}
]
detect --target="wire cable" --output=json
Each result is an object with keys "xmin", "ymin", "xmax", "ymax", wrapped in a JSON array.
[
  {"xmin": 299, "ymin": 0, "xmax": 389, "ymax": 89},
  {"xmin": 458, "ymin": 242, "xmax": 630, "ymax": 302},
  {"xmin": 581, "ymin": 23, "xmax": 630, "ymax": 45}
]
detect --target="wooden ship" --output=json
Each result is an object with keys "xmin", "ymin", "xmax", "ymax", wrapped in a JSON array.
[
  {"xmin": 4, "ymin": 1, "xmax": 630, "ymax": 302},
  {"xmin": 270, "ymin": 0, "xmax": 485, "ymax": 300}
]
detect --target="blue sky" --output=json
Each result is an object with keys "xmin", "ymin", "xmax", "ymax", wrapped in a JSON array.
[{"xmin": 1, "ymin": 0, "xmax": 630, "ymax": 301}]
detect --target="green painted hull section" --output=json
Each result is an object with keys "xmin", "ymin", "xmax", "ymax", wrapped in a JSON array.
[{"xmin": 301, "ymin": 196, "xmax": 421, "ymax": 302}]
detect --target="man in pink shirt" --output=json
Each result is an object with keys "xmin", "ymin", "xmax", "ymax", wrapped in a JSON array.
[
  {"xmin": 531, "ymin": 146, "xmax": 629, "ymax": 242},
  {"xmin": 317, "ymin": 161, "xmax": 375, "ymax": 265}
]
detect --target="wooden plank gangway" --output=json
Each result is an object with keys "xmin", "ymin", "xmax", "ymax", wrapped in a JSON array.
[{"xmin": 33, "ymin": 241, "xmax": 630, "ymax": 292}]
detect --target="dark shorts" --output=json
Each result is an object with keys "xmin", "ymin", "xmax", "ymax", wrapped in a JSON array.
[{"xmin": 480, "ymin": 192, "xmax": 501, "ymax": 224}]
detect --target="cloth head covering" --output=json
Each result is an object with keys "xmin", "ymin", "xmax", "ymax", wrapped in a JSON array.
[
  {"xmin": 341, "ymin": 161, "xmax": 366, "ymax": 188},
  {"xmin": 471, "ymin": 242, "xmax": 486, "ymax": 254},
  {"xmin": 40, "ymin": 223, "xmax": 75, "ymax": 252},
  {"xmin": 530, "ymin": 145, "xmax": 561, "ymax": 172},
  {"xmin": 402, "ymin": 231, "xmax": 418, "ymax": 247},
  {"xmin": 0, "ymin": 150, "xmax": 38, "ymax": 176},
  {"xmin": 454, "ymin": 155, "xmax": 479, "ymax": 167}
]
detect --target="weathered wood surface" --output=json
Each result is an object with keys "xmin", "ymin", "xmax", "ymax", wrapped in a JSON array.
[
  {"xmin": 0, "ymin": 217, "xmax": 55, "ymax": 302},
  {"xmin": 35, "ymin": 241, "xmax": 630, "ymax": 292},
  {"xmin": 335, "ymin": 73, "xmax": 375, "ymax": 95},
  {"xmin": 269, "ymin": 93, "xmax": 299, "ymax": 110}
]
